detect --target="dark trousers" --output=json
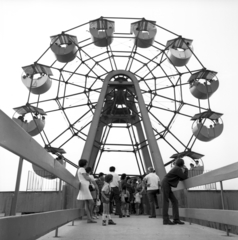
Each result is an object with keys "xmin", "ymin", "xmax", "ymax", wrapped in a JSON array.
[
  {"xmin": 110, "ymin": 187, "xmax": 122, "ymax": 216},
  {"xmin": 147, "ymin": 189, "xmax": 159, "ymax": 217},
  {"xmin": 162, "ymin": 181, "xmax": 179, "ymax": 221}
]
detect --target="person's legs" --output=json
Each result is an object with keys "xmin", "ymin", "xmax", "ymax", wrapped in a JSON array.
[
  {"xmin": 168, "ymin": 191, "xmax": 179, "ymax": 220},
  {"xmin": 121, "ymin": 203, "xmax": 125, "ymax": 216},
  {"xmin": 102, "ymin": 203, "xmax": 107, "ymax": 226},
  {"xmin": 147, "ymin": 190, "xmax": 156, "ymax": 217},
  {"xmin": 142, "ymin": 194, "xmax": 148, "ymax": 215},
  {"xmin": 89, "ymin": 199, "xmax": 95, "ymax": 219},
  {"xmin": 112, "ymin": 188, "xmax": 122, "ymax": 217},
  {"xmin": 109, "ymin": 189, "xmax": 114, "ymax": 214},
  {"xmin": 162, "ymin": 183, "xmax": 170, "ymax": 222},
  {"xmin": 85, "ymin": 200, "xmax": 96, "ymax": 223},
  {"xmin": 135, "ymin": 203, "xmax": 140, "ymax": 215},
  {"xmin": 126, "ymin": 203, "xmax": 130, "ymax": 217},
  {"xmin": 108, "ymin": 203, "xmax": 116, "ymax": 225},
  {"xmin": 153, "ymin": 191, "xmax": 159, "ymax": 208}
]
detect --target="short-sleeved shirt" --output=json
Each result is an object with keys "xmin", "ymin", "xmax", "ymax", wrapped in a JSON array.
[
  {"xmin": 102, "ymin": 182, "xmax": 111, "ymax": 194},
  {"xmin": 143, "ymin": 173, "xmax": 160, "ymax": 190},
  {"xmin": 109, "ymin": 172, "xmax": 120, "ymax": 187}
]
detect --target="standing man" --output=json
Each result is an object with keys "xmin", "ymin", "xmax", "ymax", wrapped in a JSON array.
[
  {"xmin": 143, "ymin": 167, "xmax": 160, "ymax": 218},
  {"xmin": 109, "ymin": 166, "xmax": 122, "ymax": 218},
  {"xmin": 161, "ymin": 158, "xmax": 188, "ymax": 225}
]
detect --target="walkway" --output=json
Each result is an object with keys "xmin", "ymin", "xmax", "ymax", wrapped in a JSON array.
[{"xmin": 38, "ymin": 215, "xmax": 237, "ymax": 240}]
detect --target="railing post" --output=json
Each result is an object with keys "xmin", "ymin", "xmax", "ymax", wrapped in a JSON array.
[
  {"xmin": 55, "ymin": 228, "xmax": 59, "ymax": 237},
  {"xmin": 10, "ymin": 157, "xmax": 23, "ymax": 216},
  {"xmin": 219, "ymin": 181, "xmax": 230, "ymax": 236}
]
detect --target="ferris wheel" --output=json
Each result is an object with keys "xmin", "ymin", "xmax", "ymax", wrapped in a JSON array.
[{"xmin": 13, "ymin": 17, "xmax": 224, "ymax": 178}]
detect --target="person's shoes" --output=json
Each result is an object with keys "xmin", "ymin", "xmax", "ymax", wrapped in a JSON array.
[
  {"xmin": 102, "ymin": 220, "xmax": 107, "ymax": 226},
  {"xmin": 163, "ymin": 220, "xmax": 175, "ymax": 225},
  {"xmin": 123, "ymin": 215, "xmax": 125, "ymax": 217},
  {"xmin": 87, "ymin": 219, "xmax": 97, "ymax": 223},
  {"xmin": 108, "ymin": 219, "xmax": 116, "ymax": 225},
  {"xmin": 127, "ymin": 215, "xmax": 130, "ymax": 217},
  {"xmin": 156, "ymin": 206, "xmax": 159, "ymax": 209},
  {"xmin": 149, "ymin": 215, "xmax": 156, "ymax": 218},
  {"xmin": 119, "ymin": 215, "xmax": 122, "ymax": 218},
  {"xmin": 173, "ymin": 220, "xmax": 185, "ymax": 225}
]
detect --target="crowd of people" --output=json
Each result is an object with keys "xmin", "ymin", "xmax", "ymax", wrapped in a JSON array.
[{"xmin": 77, "ymin": 158, "xmax": 188, "ymax": 226}]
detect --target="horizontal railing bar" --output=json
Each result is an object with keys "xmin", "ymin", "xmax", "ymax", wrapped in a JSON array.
[
  {"xmin": 0, "ymin": 208, "xmax": 84, "ymax": 240},
  {"xmin": 0, "ymin": 110, "xmax": 79, "ymax": 189},
  {"xmin": 174, "ymin": 161, "xmax": 238, "ymax": 191}
]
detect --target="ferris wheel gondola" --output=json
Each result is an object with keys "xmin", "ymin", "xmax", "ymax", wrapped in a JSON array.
[
  {"xmin": 32, "ymin": 147, "xmax": 66, "ymax": 179},
  {"xmin": 169, "ymin": 151, "xmax": 204, "ymax": 177},
  {"xmin": 12, "ymin": 105, "xmax": 46, "ymax": 137},
  {"xmin": 89, "ymin": 18, "xmax": 115, "ymax": 47},
  {"xmin": 166, "ymin": 37, "xmax": 193, "ymax": 67},
  {"xmin": 50, "ymin": 34, "xmax": 78, "ymax": 63},
  {"xmin": 188, "ymin": 69, "xmax": 219, "ymax": 99},
  {"xmin": 131, "ymin": 19, "xmax": 157, "ymax": 48},
  {"xmin": 21, "ymin": 64, "xmax": 53, "ymax": 95},
  {"xmin": 191, "ymin": 111, "xmax": 224, "ymax": 142}
]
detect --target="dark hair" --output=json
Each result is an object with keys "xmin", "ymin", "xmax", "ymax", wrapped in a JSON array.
[
  {"xmin": 121, "ymin": 173, "xmax": 127, "ymax": 180},
  {"xmin": 138, "ymin": 176, "xmax": 143, "ymax": 180},
  {"xmin": 85, "ymin": 166, "xmax": 92, "ymax": 174},
  {"xmin": 98, "ymin": 172, "xmax": 104, "ymax": 177},
  {"xmin": 109, "ymin": 166, "xmax": 115, "ymax": 172},
  {"xmin": 122, "ymin": 186, "xmax": 127, "ymax": 190},
  {"xmin": 176, "ymin": 158, "xmax": 184, "ymax": 167},
  {"xmin": 104, "ymin": 174, "xmax": 113, "ymax": 183},
  {"xmin": 78, "ymin": 159, "xmax": 88, "ymax": 167}
]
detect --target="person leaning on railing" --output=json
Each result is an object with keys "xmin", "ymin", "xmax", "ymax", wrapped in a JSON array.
[{"xmin": 161, "ymin": 158, "xmax": 188, "ymax": 225}]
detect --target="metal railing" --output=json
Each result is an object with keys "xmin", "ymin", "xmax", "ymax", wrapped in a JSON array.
[{"xmin": 0, "ymin": 109, "xmax": 237, "ymax": 239}]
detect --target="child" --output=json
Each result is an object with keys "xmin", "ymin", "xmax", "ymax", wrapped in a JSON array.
[
  {"xmin": 101, "ymin": 174, "xmax": 116, "ymax": 226},
  {"xmin": 120, "ymin": 186, "xmax": 130, "ymax": 217},
  {"xmin": 134, "ymin": 190, "xmax": 142, "ymax": 215}
]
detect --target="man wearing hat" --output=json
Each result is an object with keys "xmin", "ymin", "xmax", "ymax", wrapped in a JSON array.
[{"xmin": 143, "ymin": 166, "xmax": 160, "ymax": 218}]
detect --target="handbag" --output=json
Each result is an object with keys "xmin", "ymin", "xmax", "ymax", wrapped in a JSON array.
[{"xmin": 96, "ymin": 199, "xmax": 101, "ymax": 206}]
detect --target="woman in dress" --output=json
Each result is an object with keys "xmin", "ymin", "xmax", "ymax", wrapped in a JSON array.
[{"xmin": 77, "ymin": 159, "xmax": 97, "ymax": 223}]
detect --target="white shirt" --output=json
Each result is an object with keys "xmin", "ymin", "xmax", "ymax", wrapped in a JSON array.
[
  {"xmin": 143, "ymin": 172, "xmax": 160, "ymax": 190},
  {"xmin": 109, "ymin": 172, "xmax": 120, "ymax": 187}
]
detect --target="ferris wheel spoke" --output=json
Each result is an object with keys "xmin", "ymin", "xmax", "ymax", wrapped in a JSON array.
[{"xmin": 79, "ymin": 48, "xmax": 110, "ymax": 75}]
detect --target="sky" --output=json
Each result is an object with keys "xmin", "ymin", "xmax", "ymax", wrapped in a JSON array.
[{"xmin": 0, "ymin": 0, "xmax": 238, "ymax": 191}]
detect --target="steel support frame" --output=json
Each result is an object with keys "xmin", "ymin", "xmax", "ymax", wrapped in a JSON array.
[{"xmin": 81, "ymin": 70, "xmax": 166, "ymax": 179}]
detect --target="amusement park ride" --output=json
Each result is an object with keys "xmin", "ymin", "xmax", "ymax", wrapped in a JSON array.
[{"xmin": 12, "ymin": 17, "xmax": 223, "ymax": 180}]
